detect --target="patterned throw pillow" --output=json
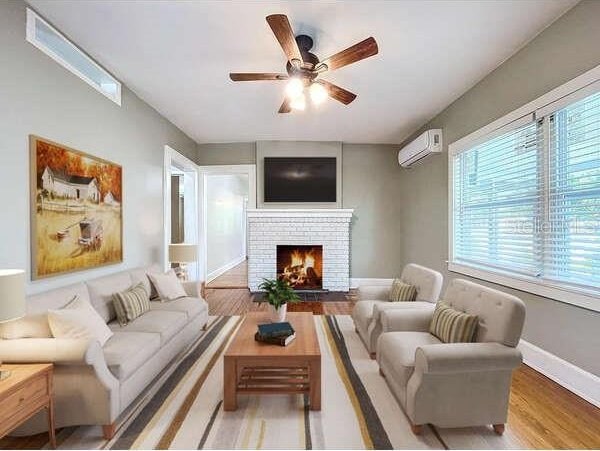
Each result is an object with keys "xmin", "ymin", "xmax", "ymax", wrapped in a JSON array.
[
  {"xmin": 112, "ymin": 283, "xmax": 150, "ymax": 326},
  {"xmin": 429, "ymin": 302, "xmax": 479, "ymax": 343},
  {"xmin": 388, "ymin": 279, "xmax": 418, "ymax": 302}
]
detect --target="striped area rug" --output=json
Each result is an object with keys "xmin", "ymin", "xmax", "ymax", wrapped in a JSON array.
[{"xmin": 51, "ymin": 315, "xmax": 521, "ymax": 450}]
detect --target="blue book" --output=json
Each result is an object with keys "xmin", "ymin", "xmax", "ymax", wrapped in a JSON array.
[{"xmin": 257, "ymin": 322, "xmax": 295, "ymax": 338}]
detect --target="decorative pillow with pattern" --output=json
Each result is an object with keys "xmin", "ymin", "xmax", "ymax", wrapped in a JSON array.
[
  {"xmin": 429, "ymin": 302, "xmax": 479, "ymax": 343},
  {"xmin": 112, "ymin": 282, "xmax": 150, "ymax": 326},
  {"xmin": 388, "ymin": 279, "xmax": 418, "ymax": 302}
]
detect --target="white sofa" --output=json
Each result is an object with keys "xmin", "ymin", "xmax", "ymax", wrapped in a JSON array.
[
  {"xmin": 377, "ymin": 278, "xmax": 525, "ymax": 434},
  {"xmin": 351, "ymin": 264, "xmax": 443, "ymax": 358},
  {"xmin": 0, "ymin": 266, "xmax": 209, "ymax": 439}
]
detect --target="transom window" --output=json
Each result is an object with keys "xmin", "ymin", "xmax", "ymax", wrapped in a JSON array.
[{"xmin": 26, "ymin": 8, "xmax": 121, "ymax": 105}]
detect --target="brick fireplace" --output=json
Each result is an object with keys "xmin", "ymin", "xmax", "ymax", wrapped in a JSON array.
[{"xmin": 247, "ymin": 209, "xmax": 353, "ymax": 292}]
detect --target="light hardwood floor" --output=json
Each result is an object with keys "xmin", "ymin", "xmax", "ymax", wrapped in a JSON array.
[{"xmin": 205, "ymin": 260, "xmax": 248, "ymax": 289}]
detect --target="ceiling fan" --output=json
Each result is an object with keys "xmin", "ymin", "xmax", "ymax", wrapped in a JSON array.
[{"xmin": 229, "ymin": 14, "xmax": 379, "ymax": 113}]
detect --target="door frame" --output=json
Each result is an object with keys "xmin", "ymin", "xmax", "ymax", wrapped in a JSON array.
[
  {"xmin": 163, "ymin": 146, "xmax": 200, "ymax": 280},
  {"xmin": 198, "ymin": 164, "xmax": 256, "ymax": 284}
]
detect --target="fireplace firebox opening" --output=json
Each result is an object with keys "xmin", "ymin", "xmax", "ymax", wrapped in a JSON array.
[{"xmin": 276, "ymin": 245, "xmax": 323, "ymax": 290}]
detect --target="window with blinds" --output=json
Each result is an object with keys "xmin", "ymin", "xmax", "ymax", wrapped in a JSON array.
[
  {"xmin": 451, "ymin": 86, "xmax": 600, "ymax": 299},
  {"xmin": 453, "ymin": 120, "xmax": 542, "ymax": 276},
  {"xmin": 546, "ymin": 91, "xmax": 600, "ymax": 289}
]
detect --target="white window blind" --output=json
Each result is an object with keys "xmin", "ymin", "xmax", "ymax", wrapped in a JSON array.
[
  {"xmin": 546, "ymin": 91, "xmax": 600, "ymax": 289},
  {"xmin": 453, "ymin": 120, "xmax": 542, "ymax": 276},
  {"xmin": 451, "ymin": 86, "xmax": 600, "ymax": 305}
]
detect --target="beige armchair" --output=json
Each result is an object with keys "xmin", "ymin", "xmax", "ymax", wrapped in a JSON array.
[
  {"xmin": 351, "ymin": 264, "xmax": 443, "ymax": 358},
  {"xmin": 377, "ymin": 278, "xmax": 525, "ymax": 435}
]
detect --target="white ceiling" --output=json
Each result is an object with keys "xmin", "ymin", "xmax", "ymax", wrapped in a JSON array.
[{"xmin": 28, "ymin": 0, "xmax": 577, "ymax": 144}]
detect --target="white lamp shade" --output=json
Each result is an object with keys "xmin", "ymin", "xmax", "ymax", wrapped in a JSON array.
[
  {"xmin": 168, "ymin": 244, "xmax": 197, "ymax": 263},
  {"xmin": 0, "ymin": 270, "xmax": 26, "ymax": 323}
]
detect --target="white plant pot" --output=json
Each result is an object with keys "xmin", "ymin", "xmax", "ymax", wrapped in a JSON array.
[{"xmin": 269, "ymin": 303, "xmax": 287, "ymax": 323}]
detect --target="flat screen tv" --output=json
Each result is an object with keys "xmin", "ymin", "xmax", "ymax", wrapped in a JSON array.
[{"xmin": 264, "ymin": 157, "xmax": 337, "ymax": 203}]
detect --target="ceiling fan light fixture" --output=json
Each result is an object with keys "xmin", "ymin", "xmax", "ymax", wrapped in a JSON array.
[
  {"xmin": 285, "ymin": 77, "xmax": 304, "ymax": 99},
  {"xmin": 310, "ymin": 82, "xmax": 328, "ymax": 105},
  {"xmin": 290, "ymin": 94, "xmax": 306, "ymax": 111}
]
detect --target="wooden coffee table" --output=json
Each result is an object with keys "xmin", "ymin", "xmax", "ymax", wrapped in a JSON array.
[{"xmin": 223, "ymin": 312, "xmax": 321, "ymax": 411}]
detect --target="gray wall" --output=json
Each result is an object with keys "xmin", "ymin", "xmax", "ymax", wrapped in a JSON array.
[
  {"xmin": 342, "ymin": 144, "xmax": 403, "ymax": 278},
  {"xmin": 196, "ymin": 142, "xmax": 256, "ymax": 165},
  {"xmin": 0, "ymin": 0, "xmax": 197, "ymax": 294},
  {"xmin": 398, "ymin": 0, "xmax": 600, "ymax": 375}
]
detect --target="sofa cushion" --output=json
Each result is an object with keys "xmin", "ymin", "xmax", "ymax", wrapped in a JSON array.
[
  {"xmin": 377, "ymin": 332, "xmax": 442, "ymax": 386},
  {"xmin": 128, "ymin": 268, "xmax": 152, "ymax": 300},
  {"xmin": 389, "ymin": 280, "xmax": 418, "ymax": 302},
  {"xmin": 400, "ymin": 264, "xmax": 444, "ymax": 303},
  {"xmin": 149, "ymin": 296, "xmax": 207, "ymax": 320},
  {"xmin": 443, "ymin": 279, "xmax": 526, "ymax": 347},
  {"xmin": 1, "ymin": 283, "xmax": 91, "ymax": 339},
  {"xmin": 87, "ymin": 272, "xmax": 133, "ymax": 323},
  {"xmin": 103, "ymin": 331, "xmax": 160, "ymax": 380},
  {"xmin": 112, "ymin": 282, "xmax": 151, "ymax": 326},
  {"xmin": 352, "ymin": 300, "xmax": 385, "ymax": 333},
  {"xmin": 108, "ymin": 310, "xmax": 187, "ymax": 345},
  {"xmin": 48, "ymin": 295, "xmax": 113, "ymax": 346},
  {"xmin": 147, "ymin": 271, "xmax": 187, "ymax": 301}
]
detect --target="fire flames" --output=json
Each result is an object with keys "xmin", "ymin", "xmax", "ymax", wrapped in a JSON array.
[{"xmin": 278, "ymin": 247, "xmax": 322, "ymax": 289}]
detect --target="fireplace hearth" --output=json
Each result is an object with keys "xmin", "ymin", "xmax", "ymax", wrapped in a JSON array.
[{"xmin": 277, "ymin": 245, "xmax": 323, "ymax": 290}]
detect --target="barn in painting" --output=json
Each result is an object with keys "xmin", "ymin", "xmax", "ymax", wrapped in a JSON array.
[{"xmin": 41, "ymin": 166, "xmax": 100, "ymax": 202}]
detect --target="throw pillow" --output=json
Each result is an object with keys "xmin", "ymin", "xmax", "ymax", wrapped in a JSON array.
[
  {"xmin": 147, "ymin": 271, "xmax": 187, "ymax": 302},
  {"xmin": 112, "ymin": 282, "xmax": 150, "ymax": 326},
  {"xmin": 388, "ymin": 279, "xmax": 418, "ymax": 302},
  {"xmin": 47, "ymin": 295, "xmax": 113, "ymax": 346},
  {"xmin": 429, "ymin": 302, "xmax": 479, "ymax": 343}
]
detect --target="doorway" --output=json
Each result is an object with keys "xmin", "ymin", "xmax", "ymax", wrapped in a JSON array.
[
  {"xmin": 199, "ymin": 165, "xmax": 256, "ymax": 288},
  {"xmin": 163, "ymin": 146, "xmax": 199, "ymax": 280}
]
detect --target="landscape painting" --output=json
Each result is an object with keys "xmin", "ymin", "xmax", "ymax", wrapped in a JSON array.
[{"xmin": 30, "ymin": 136, "xmax": 123, "ymax": 279}]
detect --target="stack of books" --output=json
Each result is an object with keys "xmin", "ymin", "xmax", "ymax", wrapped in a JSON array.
[{"xmin": 255, "ymin": 322, "xmax": 296, "ymax": 346}]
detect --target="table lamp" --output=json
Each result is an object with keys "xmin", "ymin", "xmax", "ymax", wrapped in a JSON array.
[
  {"xmin": 168, "ymin": 244, "xmax": 197, "ymax": 281},
  {"xmin": 0, "ymin": 269, "xmax": 26, "ymax": 379}
]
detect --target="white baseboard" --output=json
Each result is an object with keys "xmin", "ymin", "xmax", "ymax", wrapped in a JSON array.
[
  {"xmin": 206, "ymin": 255, "xmax": 246, "ymax": 283},
  {"xmin": 349, "ymin": 278, "xmax": 393, "ymax": 289},
  {"xmin": 518, "ymin": 339, "xmax": 600, "ymax": 408}
]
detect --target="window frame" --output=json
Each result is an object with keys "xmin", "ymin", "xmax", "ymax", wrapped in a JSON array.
[
  {"xmin": 448, "ymin": 65, "xmax": 600, "ymax": 312},
  {"xmin": 26, "ymin": 8, "xmax": 122, "ymax": 106}
]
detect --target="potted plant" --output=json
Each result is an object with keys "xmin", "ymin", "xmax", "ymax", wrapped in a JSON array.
[{"xmin": 258, "ymin": 278, "xmax": 300, "ymax": 322}]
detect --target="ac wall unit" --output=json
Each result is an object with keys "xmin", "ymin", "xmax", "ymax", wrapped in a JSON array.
[{"xmin": 398, "ymin": 129, "xmax": 443, "ymax": 167}]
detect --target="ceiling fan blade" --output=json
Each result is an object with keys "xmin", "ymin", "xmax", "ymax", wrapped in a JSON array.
[
  {"xmin": 318, "ymin": 37, "xmax": 378, "ymax": 71},
  {"xmin": 229, "ymin": 73, "xmax": 288, "ymax": 81},
  {"xmin": 317, "ymin": 80, "xmax": 357, "ymax": 105},
  {"xmin": 266, "ymin": 14, "xmax": 303, "ymax": 65},
  {"xmin": 278, "ymin": 98, "xmax": 292, "ymax": 113}
]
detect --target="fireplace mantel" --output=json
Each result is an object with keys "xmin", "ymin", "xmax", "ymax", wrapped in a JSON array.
[
  {"xmin": 247, "ymin": 209, "xmax": 353, "ymax": 292},
  {"xmin": 247, "ymin": 209, "xmax": 354, "ymax": 218}
]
